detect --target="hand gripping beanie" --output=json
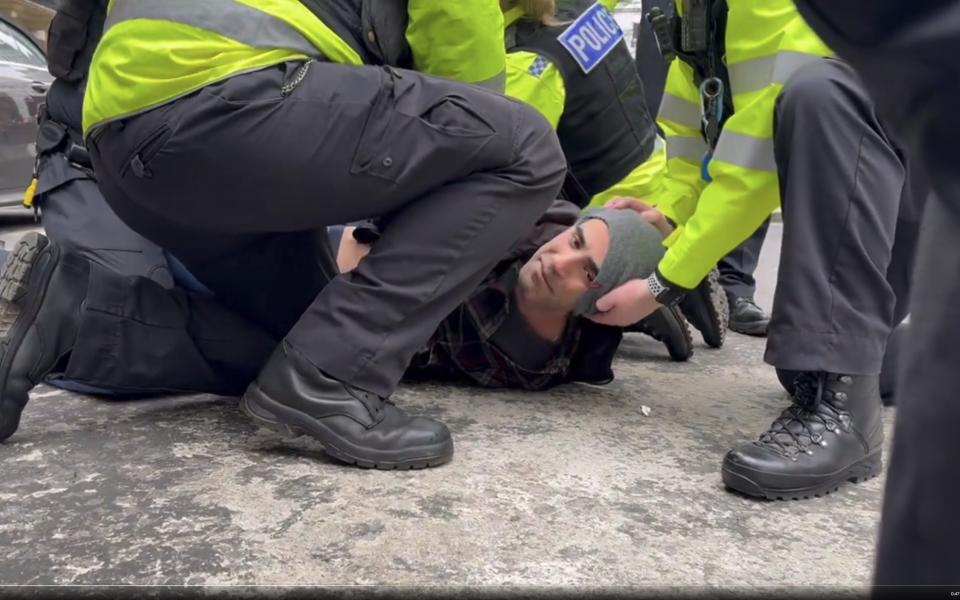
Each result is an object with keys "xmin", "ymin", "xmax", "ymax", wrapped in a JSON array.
[{"xmin": 572, "ymin": 207, "xmax": 666, "ymax": 316}]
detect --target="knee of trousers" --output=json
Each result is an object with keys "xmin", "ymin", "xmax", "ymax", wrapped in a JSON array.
[
  {"xmin": 508, "ymin": 100, "xmax": 567, "ymax": 195},
  {"xmin": 776, "ymin": 58, "xmax": 872, "ymax": 130}
]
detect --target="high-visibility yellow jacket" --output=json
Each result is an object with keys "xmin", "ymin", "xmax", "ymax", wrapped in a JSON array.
[
  {"xmin": 502, "ymin": 1, "xmax": 668, "ymax": 206},
  {"xmin": 83, "ymin": 0, "xmax": 505, "ymax": 135},
  {"xmin": 651, "ymin": 0, "xmax": 831, "ymax": 288}
]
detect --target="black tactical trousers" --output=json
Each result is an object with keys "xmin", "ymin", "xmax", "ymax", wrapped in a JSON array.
[
  {"xmin": 764, "ymin": 58, "xmax": 917, "ymax": 376},
  {"xmin": 87, "ymin": 61, "xmax": 564, "ymax": 398},
  {"xmin": 37, "ymin": 80, "xmax": 172, "ymax": 287},
  {"xmin": 34, "ymin": 79, "xmax": 257, "ymax": 395},
  {"xmin": 795, "ymin": 0, "xmax": 960, "ymax": 588},
  {"xmin": 62, "ymin": 255, "xmax": 277, "ymax": 397}
]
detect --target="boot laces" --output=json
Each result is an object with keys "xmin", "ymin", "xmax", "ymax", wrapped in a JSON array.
[
  {"xmin": 757, "ymin": 372, "xmax": 849, "ymax": 458},
  {"xmin": 350, "ymin": 386, "xmax": 394, "ymax": 418}
]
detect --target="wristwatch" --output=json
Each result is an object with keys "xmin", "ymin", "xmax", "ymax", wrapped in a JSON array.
[{"xmin": 646, "ymin": 269, "xmax": 686, "ymax": 307}]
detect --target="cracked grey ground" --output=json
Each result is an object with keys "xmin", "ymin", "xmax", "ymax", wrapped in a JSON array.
[{"xmin": 0, "ymin": 223, "xmax": 888, "ymax": 591}]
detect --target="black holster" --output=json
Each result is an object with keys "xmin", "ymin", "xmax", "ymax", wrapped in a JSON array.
[{"xmin": 37, "ymin": 112, "xmax": 93, "ymax": 174}]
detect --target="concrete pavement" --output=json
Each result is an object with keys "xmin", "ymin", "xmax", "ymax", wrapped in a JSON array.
[{"xmin": 0, "ymin": 222, "xmax": 890, "ymax": 592}]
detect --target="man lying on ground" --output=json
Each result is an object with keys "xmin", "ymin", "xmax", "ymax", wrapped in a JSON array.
[
  {"xmin": 335, "ymin": 202, "xmax": 682, "ymax": 390},
  {"xmin": 0, "ymin": 202, "xmax": 682, "ymax": 444}
]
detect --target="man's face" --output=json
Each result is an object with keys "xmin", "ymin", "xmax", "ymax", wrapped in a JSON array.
[{"xmin": 517, "ymin": 218, "xmax": 611, "ymax": 314}]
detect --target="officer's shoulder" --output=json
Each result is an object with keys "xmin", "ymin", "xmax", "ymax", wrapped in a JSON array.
[
  {"xmin": 555, "ymin": 3, "xmax": 624, "ymax": 74},
  {"xmin": 508, "ymin": 50, "xmax": 560, "ymax": 80}
]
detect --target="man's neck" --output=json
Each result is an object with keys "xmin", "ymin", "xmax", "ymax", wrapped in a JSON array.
[{"xmin": 514, "ymin": 289, "xmax": 569, "ymax": 343}]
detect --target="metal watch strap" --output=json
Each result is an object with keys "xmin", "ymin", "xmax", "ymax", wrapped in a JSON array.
[{"xmin": 647, "ymin": 271, "xmax": 685, "ymax": 306}]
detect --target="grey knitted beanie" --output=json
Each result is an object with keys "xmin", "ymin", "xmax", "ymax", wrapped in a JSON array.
[{"xmin": 572, "ymin": 207, "xmax": 666, "ymax": 316}]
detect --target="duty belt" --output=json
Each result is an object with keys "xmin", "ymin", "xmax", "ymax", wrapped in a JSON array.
[{"xmin": 37, "ymin": 109, "xmax": 93, "ymax": 171}]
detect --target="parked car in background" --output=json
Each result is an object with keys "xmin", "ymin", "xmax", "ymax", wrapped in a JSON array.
[
  {"xmin": 0, "ymin": 0, "xmax": 52, "ymax": 48},
  {"xmin": 0, "ymin": 0, "xmax": 53, "ymax": 208}
]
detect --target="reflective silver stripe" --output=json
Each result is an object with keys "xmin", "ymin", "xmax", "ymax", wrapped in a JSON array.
[
  {"xmin": 713, "ymin": 130, "xmax": 777, "ymax": 172},
  {"xmin": 727, "ymin": 51, "xmax": 823, "ymax": 94},
  {"xmin": 666, "ymin": 135, "xmax": 708, "ymax": 163},
  {"xmin": 658, "ymin": 92, "xmax": 701, "ymax": 128},
  {"xmin": 475, "ymin": 69, "xmax": 506, "ymax": 93},
  {"xmin": 105, "ymin": 0, "xmax": 319, "ymax": 56},
  {"xmin": 653, "ymin": 135, "xmax": 666, "ymax": 153}
]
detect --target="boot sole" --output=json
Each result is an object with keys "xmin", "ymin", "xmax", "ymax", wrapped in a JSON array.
[
  {"xmin": 241, "ymin": 383, "xmax": 453, "ymax": 470},
  {"xmin": 721, "ymin": 450, "xmax": 882, "ymax": 501},
  {"xmin": 663, "ymin": 305, "xmax": 694, "ymax": 362},
  {"xmin": 0, "ymin": 233, "xmax": 55, "ymax": 442},
  {"xmin": 682, "ymin": 269, "xmax": 729, "ymax": 349},
  {"xmin": 0, "ymin": 232, "xmax": 49, "ymax": 311},
  {"xmin": 706, "ymin": 269, "xmax": 730, "ymax": 348}
]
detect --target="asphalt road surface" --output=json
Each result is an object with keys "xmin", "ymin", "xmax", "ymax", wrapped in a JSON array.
[{"xmin": 0, "ymin": 216, "xmax": 890, "ymax": 591}]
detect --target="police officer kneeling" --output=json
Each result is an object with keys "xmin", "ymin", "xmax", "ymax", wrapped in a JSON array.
[{"xmin": 0, "ymin": 0, "xmax": 566, "ymax": 470}]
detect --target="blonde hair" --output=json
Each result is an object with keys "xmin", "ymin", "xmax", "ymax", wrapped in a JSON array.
[{"xmin": 502, "ymin": 0, "xmax": 561, "ymax": 25}]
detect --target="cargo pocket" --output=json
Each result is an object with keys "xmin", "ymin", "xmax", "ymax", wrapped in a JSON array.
[
  {"xmin": 350, "ymin": 68, "xmax": 498, "ymax": 183},
  {"xmin": 350, "ymin": 68, "xmax": 402, "ymax": 182},
  {"xmin": 120, "ymin": 124, "xmax": 173, "ymax": 180},
  {"xmin": 417, "ymin": 94, "xmax": 496, "ymax": 139}
]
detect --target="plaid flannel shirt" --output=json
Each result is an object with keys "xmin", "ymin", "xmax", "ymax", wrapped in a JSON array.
[
  {"xmin": 405, "ymin": 200, "xmax": 623, "ymax": 390},
  {"xmin": 407, "ymin": 263, "xmax": 583, "ymax": 390}
]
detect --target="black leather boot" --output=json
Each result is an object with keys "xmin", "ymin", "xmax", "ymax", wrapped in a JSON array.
[
  {"xmin": 678, "ymin": 268, "xmax": 728, "ymax": 348},
  {"xmin": 775, "ymin": 367, "xmax": 801, "ymax": 396},
  {"xmin": 0, "ymin": 234, "xmax": 87, "ymax": 442},
  {"xmin": 242, "ymin": 341, "xmax": 453, "ymax": 470},
  {"xmin": 722, "ymin": 372, "xmax": 883, "ymax": 500},
  {"xmin": 728, "ymin": 295, "xmax": 770, "ymax": 336},
  {"xmin": 624, "ymin": 305, "xmax": 694, "ymax": 361}
]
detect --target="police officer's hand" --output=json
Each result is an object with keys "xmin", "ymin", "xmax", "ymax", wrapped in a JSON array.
[
  {"xmin": 606, "ymin": 197, "xmax": 674, "ymax": 238},
  {"xmin": 587, "ymin": 198, "xmax": 672, "ymax": 326},
  {"xmin": 587, "ymin": 278, "xmax": 663, "ymax": 327}
]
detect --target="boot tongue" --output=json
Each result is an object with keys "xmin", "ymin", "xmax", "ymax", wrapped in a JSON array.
[
  {"xmin": 794, "ymin": 371, "xmax": 825, "ymax": 410},
  {"xmin": 759, "ymin": 372, "xmax": 840, "ymax": 454},
  {"xmin": 345, "ymin": 384, "xmax": 389, "ymax": 418}
]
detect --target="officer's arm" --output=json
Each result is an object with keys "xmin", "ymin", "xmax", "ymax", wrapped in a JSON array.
[
  {"xmin": 656, "ymin": 91, "xmax": 781, "ymax": 289},
  {"xmin": 504, "ymin": 51, "xmax": 567, "ymax": 128},
  {"xmin": 647, "ymin": 59, "xmax": 708, "ymax": 228},
  {"xmin": 587, "ymin": 138, "xmax": 667, "ymax": 208},
  {"xmin": 406, "ymin": 0, "xmax": 506, "ymax": 91}
]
